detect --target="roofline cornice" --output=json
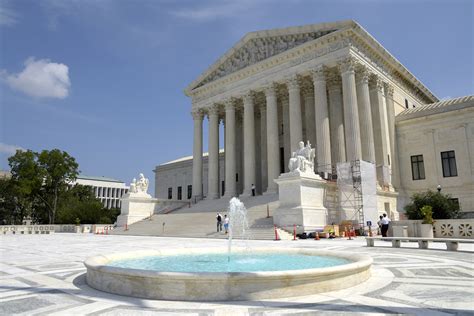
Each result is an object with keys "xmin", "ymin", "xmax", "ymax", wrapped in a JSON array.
[{"xmin": 186, "ymin": 21, "xmax": 438, "ymax": 105}]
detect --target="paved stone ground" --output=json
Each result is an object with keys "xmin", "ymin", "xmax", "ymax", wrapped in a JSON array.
[{"xmin": 0, "ymin": 234, "xmax": 473, "ymax": 315}]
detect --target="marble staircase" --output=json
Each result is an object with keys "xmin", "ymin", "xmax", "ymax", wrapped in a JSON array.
[{"xmin": 112, "ymin": 193, "xmax": 289, "ymax": 240}]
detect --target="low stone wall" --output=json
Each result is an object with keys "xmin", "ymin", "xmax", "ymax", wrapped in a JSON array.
[
  {"xmin": 390, "ymin": 219, "xmax": 473, "ymax": 239},
  {"xmin": 1, "ymin": 225, "xmax": 55, "ymax": 235}
]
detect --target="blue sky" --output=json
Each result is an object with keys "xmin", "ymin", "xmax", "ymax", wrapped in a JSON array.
[{"xmin": 1, "ymin": 0, "xmax": 473, "ymax": 193}]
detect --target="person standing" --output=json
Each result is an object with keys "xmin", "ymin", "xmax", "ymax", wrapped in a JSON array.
[
  {"xmin": 251, "ymin": 184, "xmax": 256, "ymax": 197},
  {"xmin": 381, "ymin": 213, "xmax": 391, "ymax": 237},
  {"xmin": 216, "ymin": 213, "xmax": 223, "ymax": 232},
  {"xmin": 377, "ymin": 215, "xmax": 383, "ymax": 235},
  {"xmin": 224, "ymin": 215, "xmax": 229, "ymax": 234}
]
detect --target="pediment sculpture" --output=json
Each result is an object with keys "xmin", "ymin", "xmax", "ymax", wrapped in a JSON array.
[
  {"xmin": 197, "ymin": 30, "xmax": 335, "ymax": 88},
  {"xmin": 288, "ymin": 141, "xmax": 316, "ymax": 174}
]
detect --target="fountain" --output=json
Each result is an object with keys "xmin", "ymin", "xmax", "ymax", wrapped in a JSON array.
[{"xmin": 85, "ymin": 199, "xmax": 372, "ymax": 301}]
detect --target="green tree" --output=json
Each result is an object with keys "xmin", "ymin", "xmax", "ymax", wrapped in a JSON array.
[
  {"xmin": 7, "ymin": 150, "xmax": 45, "ymax": 224},
  {"xmin": 405, "ymin": 190, "xmax": 460, "ymax": 220},
  {"xmin": 7, "ymin": 149, "xmax": 79, "ymax": 224},
  {"xmin": 37, "ymin": 149, "xmax": 79, "ymax": 224}
]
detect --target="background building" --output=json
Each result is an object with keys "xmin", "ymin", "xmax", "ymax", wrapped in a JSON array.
[{"xmin": 74, "ymin": 175, "xmax": 129, "ymax": 209}]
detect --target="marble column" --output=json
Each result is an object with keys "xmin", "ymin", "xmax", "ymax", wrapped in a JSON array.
[
  {"xmin": 242, "ymin": 92, "xmax": 256, "ymax": 196},
  {"xmin": 356, "ymin": 67, "xmax": 376, "ymax": 163},
  {"xmin": 385, "ymin": 84, "xmax": 399, "ymax": 189},
  {"xmin": 207, "ymin": 105, "xmax": 220, "ymax": 199},
  {"xmin": 287, "ymin": 75, "xmax": 303, "ymax": 153},
  {"xmin": 282, "ymin": 95, "xmax": 291, "ymax": 171},
  {"xmin": 327, "ymin": 72, "xmax": 346, "ymax": 163},
  {"xmin": 369, "ymin": 76, "xmax": 391, "ymax": 186},
  {"xmin": 303, "ymin": 89, "xmax": 316, "ymax": 154},
  {"xmin": 260, "ymin": 104, "xmax": 268, "ymax": 193},
  {"xmin": 312, "ymin": 65, "xmax": 332, "ymax": 173},
  {"xmin": 191, "ymin": 109, "xmax": 203, "ymax": 200},
  {"xmin": 340, "ymin": 57, "xmax": 362, "ymax": 161},
  {"xmin": 264, "ymin": 83, "xmax": 279, "ymax": 194},
  {"xmin": 224, "ymin": 100, "xmax": 237, "ymax": 197}
]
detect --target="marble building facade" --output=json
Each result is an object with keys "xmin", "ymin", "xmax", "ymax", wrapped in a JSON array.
[{"xmin": 154, "ymin": 20, "xmax": 473, "ymax": 217}]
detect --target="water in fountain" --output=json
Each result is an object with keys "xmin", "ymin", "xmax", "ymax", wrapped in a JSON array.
[{"xmin": 227, "ymin": 197, "xmax": 249, "ymax": 261}]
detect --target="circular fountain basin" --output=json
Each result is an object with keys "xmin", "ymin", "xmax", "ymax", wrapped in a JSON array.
[{"xmin": 84, "ymin": 247, "xmax": 372, "ymax": 301}]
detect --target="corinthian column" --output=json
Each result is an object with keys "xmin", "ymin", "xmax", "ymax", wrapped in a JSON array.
[
  {"xmin": 224, "ymin": 99, "xmax": 237, "ymax": 197},
  {"xmin": 311, "ymin": 65, "xmax": 332, "ymax": 173},
  {"xmin": 327, "ymin": 72, "xmax": 346, "ymax": 163},
  {"xmin": 356, "ymin": 66, "xmax": 376, "ymax": 163},
  {"xmin": 242, "ymin": 92, "xmax": 256, "ymax": 196},
  {"xmin": 385, "ymin": 84, "xmax": 399, "ymax": 189},
  {"xmin": 264, "ymin": 83, "xmax": 279, "ymax": 194},
  {"xmin": 339, "ymin": 57, "xmax": 362, "ymax": 161},
  {"xmin": 191, "ymin": 109, "xmax": 203, "ymax": 200},
  {"xmin": 287, "ymin": 75, "xmax": 303, "ymax": 153},
  {"xmin": 369, "ymin": 76, "xmax": 391, "ymax": 187},
  {"xmin": 207, "ymin": 105, "xmax": 220, "ymax": 199}
]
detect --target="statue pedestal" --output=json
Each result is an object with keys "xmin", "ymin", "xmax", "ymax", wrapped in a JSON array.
[
  {"xmin": 274, "ymin": 171, "xmax": 328, "ymax": 234},
  {"xmin": 116, "ymin": 193, "xmax": 158, "ymax": 227}
]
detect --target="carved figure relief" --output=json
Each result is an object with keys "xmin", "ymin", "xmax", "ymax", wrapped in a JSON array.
[{"xmin": 197, "ymin": 30, "xmax": 335, "ymax": 87}]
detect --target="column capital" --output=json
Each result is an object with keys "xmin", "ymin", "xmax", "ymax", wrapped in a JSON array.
[
  {"xmin": 310, "ymin": 65, "xmax": 327, "ymax": 82},
  {"xmin": 223, "ymin": 98, "xmax": 236, "ymax": 111},
  {"xmin": 242, "ymin": 91, "xmax": 254, "ymax": 105},
  {"xmin": 338, "ymin": 56, "xmax": 357, "ymax": 74},
  {"xmin": 207, "ymin": 104, "xmax": 220, "ymax": 116},
  {"xmin": 263, "ymin": 82, "xmax": 278, "ymax": 97},
  {"xmin": 191, "ymin": 108, "xmax": 204, "ymax": 120},
  {"xmin": 384, "ymin": 83, "xmax": 394, "ymax": 97},
  {"xmin": 326, "ymin": 70, "xmax": 342, "ymax": 91},
  {"xmin": 286, "ymin": 74, "xmax": 300, "ymax": 91},
  {"xmin": 370, "ymin": 75, "xmax": 385, "ymax": 92},
  {"xmin": 355, "ymin": 66, "xmax": 370, "ymax": 85}
]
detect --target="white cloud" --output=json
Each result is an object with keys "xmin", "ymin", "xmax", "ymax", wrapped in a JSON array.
[
  {"xmin": 0, "ymin": 143, "xmax": 25, "ymax": 155},
  {"xmin": 3, "ymin": 57, "xmax": 71, "ymax": 99},
  {"xmin": 0, "ymin": 4, "xmax": 18, "ymax": 26}
]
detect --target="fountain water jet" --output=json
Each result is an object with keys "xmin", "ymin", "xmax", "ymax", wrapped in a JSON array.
[{"xmin": 227, "ymin": 197, "xmax": 249, "ymax": 261}]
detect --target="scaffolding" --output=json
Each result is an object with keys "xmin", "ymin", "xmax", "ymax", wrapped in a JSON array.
[{"xmin": 336, "ymin": 160, "xmax": 378, "ymax": 234}]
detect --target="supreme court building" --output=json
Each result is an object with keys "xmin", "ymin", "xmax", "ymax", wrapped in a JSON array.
[{"xmin": 155, "ymin": 20, "xmax": 474, "ymax": 218}]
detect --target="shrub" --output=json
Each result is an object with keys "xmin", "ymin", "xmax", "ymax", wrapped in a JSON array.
[
  {"xmin": 405, "ymin": 190, "xmax": 460, "ymax": 220},
  {"xmin": 420, "ymin": 205, "xmax": 434, "ymax": 224}
]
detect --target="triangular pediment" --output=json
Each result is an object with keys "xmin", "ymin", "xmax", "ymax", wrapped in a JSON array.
[{"xmin": 186, "ymin": 20, "xmax": 355, "ymax": 93}]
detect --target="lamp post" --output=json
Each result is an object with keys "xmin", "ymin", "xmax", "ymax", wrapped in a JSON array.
[{"xmin": 437, "ymin": 184, "xmax": 441, "ymax": 193}]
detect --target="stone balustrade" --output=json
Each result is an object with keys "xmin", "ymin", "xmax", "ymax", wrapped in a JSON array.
[
  {"xmin": 389, "ymin": 219, "xmax": 474, "ymax": 239},
  {"xmin": 1, "ymin": 225, "xmax": 55, "ymax": 235}
]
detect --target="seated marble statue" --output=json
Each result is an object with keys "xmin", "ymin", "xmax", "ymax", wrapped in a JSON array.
[
  {"xmin": 136, "ymin": 173, "xmax": 149, "ymax": 193},
  {"xmin": 288, "ymin": 141, "xmax": 316, "ymax": 174}
]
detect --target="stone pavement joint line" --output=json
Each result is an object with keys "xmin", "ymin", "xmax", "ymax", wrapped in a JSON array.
[{"xmin": 0, "ymin": 234, "xmax": 472, "ymax": 315}]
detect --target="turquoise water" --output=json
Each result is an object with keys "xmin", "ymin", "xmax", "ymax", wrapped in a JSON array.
[{"xmin": 108, "ymin": 253, "xmax": 350, "ymax": 273}]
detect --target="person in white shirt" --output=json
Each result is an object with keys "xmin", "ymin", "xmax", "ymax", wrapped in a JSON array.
[
  {"xmin": 381, "ymin": 213, "xmax": 391, "ymax": 237},
  {"xmin": 224, "ymin": 215, "xmax": 229, "ymax": 234}
]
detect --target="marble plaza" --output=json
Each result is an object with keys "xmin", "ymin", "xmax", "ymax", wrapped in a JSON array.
[{"xmin": 1, "ymin": 234, "xmax": 473, "ymax": 315}]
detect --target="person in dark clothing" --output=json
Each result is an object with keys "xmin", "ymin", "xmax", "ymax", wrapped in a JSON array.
[{"xmin": 216, "ymin": 213, "xmax": 223, "ymax": 232}]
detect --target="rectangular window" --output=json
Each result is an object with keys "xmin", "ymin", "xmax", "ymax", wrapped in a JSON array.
[
  {"xmin": 411, "ymin": 155, "xmax": 425, "ymax": 180},
  {"xmin": 405, "ymin": 99, "xmax": 409, "ymax": 109},
  {"xmin": 168, "ymin": 187, "xmax": 172, "ymax": 199},
  {"xmin": 441, "ymin": 151, "xmax": 457, "ymax": 177},
  {"xmin": 221, "ymin": 181, "xmax": 225, "ymax": 196},
  {"xmin": 177, "ymin": 186, "xmax": 182, "ymax": 200},
  {"xmin": 280, "ymin": 147, "xmax": 285, "ymax": 174},
  {"xmin": 187, "ymin": 185, "xmax": 192, "ymax": 199}
]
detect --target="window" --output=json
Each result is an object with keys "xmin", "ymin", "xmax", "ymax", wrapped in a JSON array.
[
  {"xmin": 411, "ymin": 155, "xmax": 425, "ymax": 180},
  {"xmin": 405, "ymin": 99, "xmax": 409, "ymax": 109},
  {"xmin": 236, "ymin": 173, "xmax": 239, "ymax": 182},
  {"xmin": 441, "ymin": 151, "xmax": 457, "ymax": 177},
  {"xmin": 221, "ymin": 181, "xmax": 225, "ymax": 196},
  {"xmin": 187, "ymin": 185, "xmax": 192, "ymax": 199},
  {"xmin": 168, "ymin": 187, "xmax": 172, "ymax": 199},
  {"xmin": 177, "ymin": 186, "xmax": 182, "ymax": 200}
]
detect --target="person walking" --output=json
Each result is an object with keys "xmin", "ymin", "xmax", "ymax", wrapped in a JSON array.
[
  {"xmin": 216, "ymin": 213, "xmax": 223, "ymax": 232},
  {"xmin": 251, "ymin": 184, "xmax": 256, "ymax": 196},
  {"xmin": 381, "ymin": 213, "xmax": 391, "ymax": 237},
  {"xmin": 224, "ymin": 215, "xmax": 229, "ymax": 234}
]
